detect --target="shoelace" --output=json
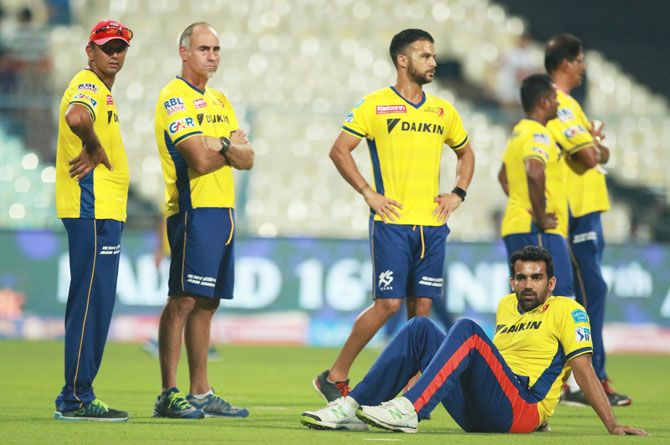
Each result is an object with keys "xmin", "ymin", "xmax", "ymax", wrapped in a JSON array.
[
  {"xmin": 335, "ymin": 382, "xmax": 350, "ymax": 397},
  {"xmin": 209, "ymin": 394, "xmax": 233, "ymax": 409},
  {"xmin": 168, "ymin": 393, "xmax": 192, "ymax": 411},
  {"xmin": 88, "ymin": 399, "xmax": 109, "ymax": 415}
]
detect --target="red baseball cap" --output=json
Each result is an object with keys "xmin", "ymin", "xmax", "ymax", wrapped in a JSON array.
[{"xmin": 88, "ymin": 19, "xmax": 133, "ymax": 46}]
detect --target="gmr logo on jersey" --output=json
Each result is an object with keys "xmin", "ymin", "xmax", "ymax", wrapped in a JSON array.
[{"xmin": 378, "ymin": 270, "xmax": 394, "ymax": 291}]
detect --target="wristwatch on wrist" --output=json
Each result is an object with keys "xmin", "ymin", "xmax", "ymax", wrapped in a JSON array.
[
  {"xmin": 219, "ymin": 136, "xmax": 231, "ymax": 156},
  {"xmin": 451, "ymin": 186, "xmax": 467, "ymax": 201}
]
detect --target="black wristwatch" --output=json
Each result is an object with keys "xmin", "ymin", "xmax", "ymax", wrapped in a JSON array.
[
  {"xmin": 219, "ymin": 136, "xmax": 231, "ymax": 156},
  {"xmin": 451, "ymin": 186, "xmax": 467, "ymax": 201}
]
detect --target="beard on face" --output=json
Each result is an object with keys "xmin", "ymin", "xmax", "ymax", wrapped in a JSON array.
[{"xmin": 408, "ymin": 64, "xmax": 434, "ymax": 85}]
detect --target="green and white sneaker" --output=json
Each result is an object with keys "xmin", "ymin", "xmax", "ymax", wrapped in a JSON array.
[
  {"xmin": 356, "ymin": 396, "xmax": 418, "ymax": 433},
  {"xmin": 153, "ymin": 387, "xmax": 204, "ymax": 419},
  {"xmin": 186, "ymin": 389, "xmax": 249, "ymax": 418},
  {"xmin": 54, "ymin": 399, "xmax": 128, "ymax": 422},
  {"xmin": 301, "ymin": 396, "xmax": 368, "ymax": 431}
]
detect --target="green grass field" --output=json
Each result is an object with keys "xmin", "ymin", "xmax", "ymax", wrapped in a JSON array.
[{"xmin": 0, "ymin": 340, "xmax": 668, "ymax": 444}]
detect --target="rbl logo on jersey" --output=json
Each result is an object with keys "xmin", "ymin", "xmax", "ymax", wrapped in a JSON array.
[
  {"xmin": 168, "ymin": 117, "xmax": 195, "ymax": 134},
  {"xmin": 164, "ymin": 97, "xmax": 186, "ymax": 115}
]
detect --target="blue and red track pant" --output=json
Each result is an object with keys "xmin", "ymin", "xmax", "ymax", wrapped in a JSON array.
[
  {"xmin": 56, "ymin": 219, "xmax": 123, "ymax": 411},
  {"xmin": 350, "ymin": 317, "xmax": 541, "ymax": 433}
]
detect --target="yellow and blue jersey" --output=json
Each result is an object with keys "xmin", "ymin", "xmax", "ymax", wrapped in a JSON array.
[
  {"xmin": 55, "ymin": 69, "xmax": 129, "ymax": 221},
  {"xmin": 154, "ymin": 77, "xmax": 239, "ymax": 216},
  {"xmin": 501, "ymin": 119, "xmax": 568, "ymax": 238},
  {"xmin": 494, "ymin": 294, "xmax": 593, "ymax": 424},
  {"xmin": 546, "ymin": 90, "xmax": 610, "ymax": 217},
  {"xmin": 342, "ymin": 87, "xmax": 469, "ymax": 226}
]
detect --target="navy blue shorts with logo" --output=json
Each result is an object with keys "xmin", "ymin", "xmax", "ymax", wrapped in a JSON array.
[
  {"xmin": 370, "ymin": 220, "xmax": 450, "ymax": 300},
  {"xmin": 167, "ymin": 208, "xmax": 235, "ymax": 299}
]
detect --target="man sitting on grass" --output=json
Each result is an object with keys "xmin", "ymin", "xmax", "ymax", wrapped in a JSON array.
[{"xmin": 301, "ymin": 246, "xmax": 647, "ymax": 435}]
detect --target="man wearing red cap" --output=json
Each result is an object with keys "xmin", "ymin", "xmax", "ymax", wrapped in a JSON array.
[{"xmin": 53, "ymin": 19, "xmax": 133, "ymax": 421}]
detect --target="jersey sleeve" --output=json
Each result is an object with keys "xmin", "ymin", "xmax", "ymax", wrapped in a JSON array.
[
  {"xmin": 521, "ymin": 130, "xmax": 552, "ymax": 165},
  {"xmin": 157, "ymin": 92, "xmax": 203, "ymax": 145},
  {"xmin": 443, "ymin": 103, "xmax": 469, "ymax": 150},
  {"xmin": 556, "ymin": 300, "xmax": 593, "ymax": 361},
  {"xmin": 69, "ymin": 83, "xmax": 102, "ymax": 121},
  {"xmin": 548, "ymin": 98, "xmax": 594, "ymax": 156},
  {"xmin": 341, "ymin": 97, "xmax": 371, "ymax": 139}
]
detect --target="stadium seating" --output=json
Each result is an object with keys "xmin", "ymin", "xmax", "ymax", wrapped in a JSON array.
[{"xmin": 8, "ymin": 0, "xmax": 665, "ymax": 241}]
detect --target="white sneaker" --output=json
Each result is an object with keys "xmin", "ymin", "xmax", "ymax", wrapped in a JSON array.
[
  {"xmin": 301, "ymin": 396, "xmax": 368, "ymax": 431},
  {"xmin": 356, "ymin": 396, "xmax": 418, "ymax": 433}
]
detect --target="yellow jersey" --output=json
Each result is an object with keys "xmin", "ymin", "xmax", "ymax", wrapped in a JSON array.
[
  {"xmin": 342, "ymin": 87, "xmax": 469, "ymax": 226},
  {"xmin": 546, "ymin": 90, "xmax": 610, "ymax": 217},
  {"xmin": 501, "ymin": 119, "xmax": 568, "ymax": 238},
  {"xmin": 154, "ymin": 77, "xmax": 239, "ymax": 216},
  {"xmin": 494, "ymin": 294, "xmax": 593, "ymax": 424},
  {"xmin": 55, "ymin": 69, "xmax": 129, "ymax": 221}
]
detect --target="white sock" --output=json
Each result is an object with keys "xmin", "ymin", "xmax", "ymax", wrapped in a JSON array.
[
  {"xmin": 192, "ymin": 389, "xmax": 214, "ymax": 399},
  {"xmin": 566, "ymin": 373, "xmax": 581, "ymax": 392}
]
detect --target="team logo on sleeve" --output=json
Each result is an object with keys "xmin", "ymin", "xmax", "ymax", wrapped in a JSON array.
[
  {"xmin": 168, "ymin": 117, "xmax": 195, "ymax": 134},
  {"xmin": 77, "ymin": 83, "xmax": 98, "ymax": 92},
  {"xmin": 344, "ymin": 112, "xmax": 354, "ymax": 123},
  {"xmin": 72, "ymin": 93, "xmax": 97, "ymax": 107},
  {"xmin": 531, "ymin": 146, "xmax": 549, "ymax": 160},
  {"xmin": 563, "ymin": 125, "xmax": 586, "ymax": 139},
  {"xmin": 164, "ymin": 97, "xmax": 186, "ymax": 115},
  {"xmin": 557, "ymin": 108, "xmax": 575, "ymax": 122},
  {"xmin": 376, "ymin": 105, "xmax": 407, "ymax": 114},
  {"xmin": 575, "ymin": 326, "xmax": 591, "ymax": 342},
  {"xmin": 424, "ymin": 106, "xmax": 444, "ymax": 116},
  {"xmin": 193, "ymin": 98, "xmax": 207, "ymax": 109},
  {"xmin": 571, "ymin": 309, "xmax": 589, "ymax": 323},
  {"xmin": 378, "ymin": 270, "xmax": 394, "ymax": 291}
]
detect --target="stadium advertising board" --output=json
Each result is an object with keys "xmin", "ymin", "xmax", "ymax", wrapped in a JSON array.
[{"xmin": 1, "ymin": 230, "xmax": 669, "ymax": 352}]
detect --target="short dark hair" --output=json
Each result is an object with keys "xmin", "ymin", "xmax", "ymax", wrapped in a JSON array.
[
  {"xmin": 389, "ymin": 29, "xmax": 434, "ymax": 68},
  {"xmin": 544, "ymin": 33, "xmax": 583, "ymax": 73},
  {"xmin": 520, "ymin": 73, "xmax": 554, "ymax": 113},
  {"xmin": 510, "ymin": 246, "xmax": 554, "ymax": 278}
]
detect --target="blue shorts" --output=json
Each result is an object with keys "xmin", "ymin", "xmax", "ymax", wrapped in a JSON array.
[
  {"xmin": 370, "ymin": 221, "xmax": 450, "ymax": 300},
  {"xmin": 503, "ymin": 232, "xmax": 574, "ymax": 298},
  {"xmin": 167, "ymin": 208, "xmax": 235, "ymax": 299}
]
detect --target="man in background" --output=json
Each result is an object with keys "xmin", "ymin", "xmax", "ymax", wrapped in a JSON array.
[
  {"xmin": 498, "ymin": 73, "xmax": 574, "ymax": 297},
  {"xmin": 545, "ymin": 33, "xmax": 630, "ymax": 406}
]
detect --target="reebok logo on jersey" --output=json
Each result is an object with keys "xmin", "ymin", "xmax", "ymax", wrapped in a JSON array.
[
  {"xmin": 387, "ymin": 120, "xmax": 445, "ymax": 135},
  {"xmin": 168, "ymin": 117, "xmax": 195, "ymax": 134},
  {"xmin": 106, "ymin": 95, "xmax": 114, "ymax": 105},
  {"xmin": 575, "ymin": 326, "xmax": 591, "ymax": 342},
  {"xmin": 378, "ymin": 270, "xmax": 394, "ymax": 291},
  {"xmin": 376, "ymin": 105, "xmax": 407, "ymax": 114},
  {"xmin": 194, "ymin": 98, "xmax": 207, "ymax": 109},
  {"xmin": 496, "ymin": 321, "xmax": 542, "ymax": 334}
]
